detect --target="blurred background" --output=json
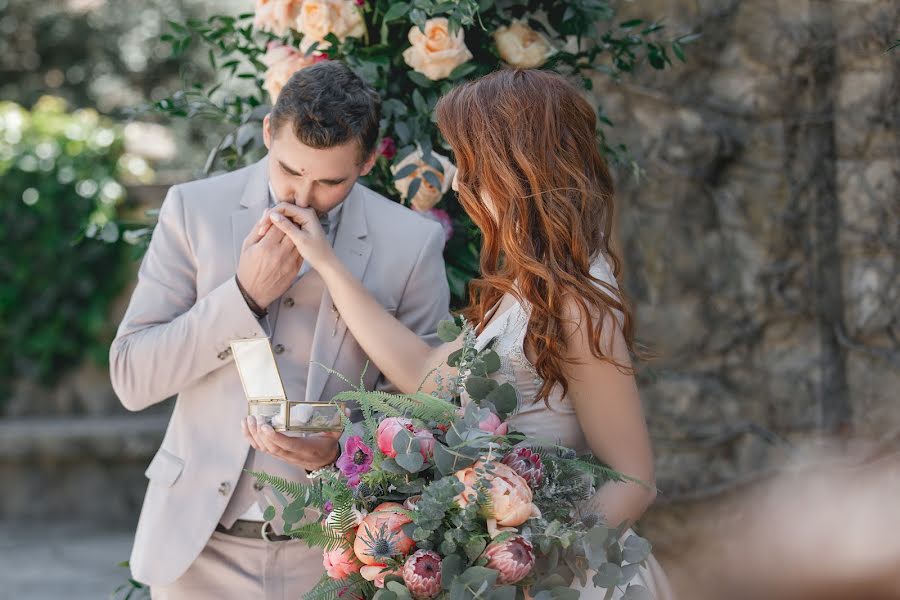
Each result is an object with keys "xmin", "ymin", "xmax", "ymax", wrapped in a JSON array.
[{"xmin": 0, "ymin": 0, "xmax": 897, "ymax": 598}]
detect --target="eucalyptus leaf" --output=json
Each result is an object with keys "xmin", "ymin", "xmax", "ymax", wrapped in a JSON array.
[
  {"xmin": 465, "ymin": 376, "xmax": 499, "ymax": 400},
  {"xmin": 395, "ymin": 451, "xmax": 425, "ymax": 472},
  {"xmin": 622, "ymin": 535, "xmax": 652, "ymax": 564},
  {"xmin": 483, "ymin": 382, "xmax": 517, "ymax": 414},
  {"xmin": 441, "ymin": 554, "xmax": 463, "ymax": 590},
  {"xmin": 438, "ymin": 319, "xmax": 463, "ymax": 342},
  {"xmin": 593, "ymin": 562, "xmax": 622, "ymax": 588},
  {"xmin": 622, "ymin": 584, "xmax": 653, "ymax": 600}
]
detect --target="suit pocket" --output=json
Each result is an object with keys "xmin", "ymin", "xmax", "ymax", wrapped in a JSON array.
[{"xmin": 144, "ymin": 448, "xmax": 184, "ymax": 486}]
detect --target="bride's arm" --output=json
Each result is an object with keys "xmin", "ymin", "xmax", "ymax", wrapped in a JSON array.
[
  {"xmin": 561, "ymin": 302, "xmax": 658, "ymax": 530},
  {"xmin": 267, "ymin": 205, "xmax": 460, "ymax": 395}
]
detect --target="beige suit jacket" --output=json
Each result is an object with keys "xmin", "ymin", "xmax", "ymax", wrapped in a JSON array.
[{"xmin": 110, "ymin": 156, "xmax": 450, "ymax": 586}]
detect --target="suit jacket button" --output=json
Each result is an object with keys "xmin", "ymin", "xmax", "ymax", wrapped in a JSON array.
[
  {"xmin": 273, "ymin": 344, "xmax": 285, "ymax": 355},
  {"xmin": 284, "ymin": 297, "xmax": 294, "ymax": 307},
  {"xmin": 253, "ymin": 480, "xmax": 265, "ymax": 492},
  {"xmin": 217, "ymin": 351, "xmax": 228, "ymax": 360},
  {"xmin": 218, "ymin": 482, "xmax": 231, "ymax": 496}
]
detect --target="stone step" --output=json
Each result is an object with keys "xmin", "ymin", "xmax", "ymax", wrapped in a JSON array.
[{"xmin": 0, "ymin": 415, "xmax": 168, "ymax": 523}]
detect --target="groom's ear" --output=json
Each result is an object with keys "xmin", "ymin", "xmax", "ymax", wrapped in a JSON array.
[
  {"xmin": 358, "ymin": 151, "xmax": 377, "ymax": 176},
  {"xmin": 262, "ymin": 114, "xmax": 273, "ymax": 150}
]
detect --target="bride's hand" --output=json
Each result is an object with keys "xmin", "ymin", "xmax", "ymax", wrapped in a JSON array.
[{"xmin": 265, "ymin": 202, "xmax": 335, "ymax": 270}]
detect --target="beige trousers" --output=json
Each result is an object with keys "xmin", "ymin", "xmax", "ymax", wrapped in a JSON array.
[{"xmin": 151, "ymin": 530, "xmax": 326, "ymax": 600}]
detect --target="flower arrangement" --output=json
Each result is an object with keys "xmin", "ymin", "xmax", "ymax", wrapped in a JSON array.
[
  {"xmin": 250, "ymin": 319, "xmax": 656, "ymax": 600},
  {"xmin": 129, "ymin": 0, "xmax": 694, "ymax": 302}
]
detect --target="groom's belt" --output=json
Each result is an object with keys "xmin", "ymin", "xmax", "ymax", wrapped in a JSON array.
[{"xmin": 216, "ymin": 520, "xmax": 294, "ymax": 542}]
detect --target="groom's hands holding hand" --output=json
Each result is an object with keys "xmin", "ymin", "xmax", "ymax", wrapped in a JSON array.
[{"xmin": 236, "ymin": 213, "xmax": 303, "ymax": 312}]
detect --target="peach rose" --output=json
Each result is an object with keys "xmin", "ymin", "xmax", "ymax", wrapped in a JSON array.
[
  {"xmin": 253, "ymin": 0, "xmax": 303, "ymax": 37},
  {"xmin": 402, "ymin": 18, "xmax": 473, "ymax": 81},
  {"xmin": 455, "ymin": 461, "xmax": 541, "ymax": 528},
  {"xmin": 390, "ymin": 147, "xmax": 457, "ymax": 212},
  {"xmin": 261, "ymin": 42, "xmax": 323, "ymax": 102},
  {"xmin": 323, "ymin": 545, "xmax": 363, "ymax": 579},
  {"xmin": 296, "ymin": 0, "xmax": 366, "ymax": 52},
  {"xmin": 493, "ymin": 20, "xmax": 556, "ymax": 69}
]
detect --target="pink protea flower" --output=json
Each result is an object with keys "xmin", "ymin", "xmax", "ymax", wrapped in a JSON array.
[
  {"xmin": 377, "ymin": 417, "xmax": 435, "ymax": 460},
  {"xmin": 335, "ymin": 436, "xmax": 373, "ymax": 488},
  {"xmin": 323, "ymin": 545, "xmax": 363, "ymax": 580},
  {"xmin": 481, "ymin": 535, "xmax": 535, "ymax": 585},
  {"xmin": 402, "ymin": 550, "xmax": 442, "ymax": 599},
  {"xmin": 379, "ymin": 136, "xmax": 397, "ymax": 160},
  {"xmin": 500, "ymin": 447, "xmax": 544, "ymax": 489}
]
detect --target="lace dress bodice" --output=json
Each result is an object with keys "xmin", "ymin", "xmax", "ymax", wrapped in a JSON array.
[{"xmin": 463, "ymin": 253, "xmax": 624, "ymax": 455}]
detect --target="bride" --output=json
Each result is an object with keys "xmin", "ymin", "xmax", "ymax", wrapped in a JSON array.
[{"xmin": 263, "ymin": 68, "xmax": 675, "ymax": 599}]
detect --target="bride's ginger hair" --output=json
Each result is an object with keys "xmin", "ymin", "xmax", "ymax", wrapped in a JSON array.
[{"xmin": 435, "ymin": 68, "xmax": 642, "ymax": 405}]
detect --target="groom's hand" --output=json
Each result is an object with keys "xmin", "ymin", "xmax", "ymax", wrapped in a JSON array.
[
  {"xmin": 242, "ymin": 416, "xmax": 341, "ymax": 471},
  {"xmin": 236, "ymin": 212, "xmax": 302, "ymax": 309}
]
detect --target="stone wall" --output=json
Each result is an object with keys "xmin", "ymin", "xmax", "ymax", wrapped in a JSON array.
[{"xmin": 590, "ymin": 0, "xmax": 899, "ymax": 569}]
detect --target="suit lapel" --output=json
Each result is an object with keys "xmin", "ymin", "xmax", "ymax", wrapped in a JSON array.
[{"xmin": 305, "ymin": 184, "xmax": 372, "ymax": 403}]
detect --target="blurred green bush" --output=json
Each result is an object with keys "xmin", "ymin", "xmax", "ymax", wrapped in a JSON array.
[{"xmin": 0, "ymin": 97, "xmax": 137, "ymax": 394}]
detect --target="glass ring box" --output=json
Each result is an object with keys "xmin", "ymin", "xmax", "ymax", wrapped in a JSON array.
[{"xmin": 230, "ymin": 338, "xmax": 344, "ymax": 435}]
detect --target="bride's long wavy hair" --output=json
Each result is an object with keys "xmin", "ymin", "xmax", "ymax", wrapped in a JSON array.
[{"xmin": 435, "ymin": 68, "xmax": 641, "ymax": 405}]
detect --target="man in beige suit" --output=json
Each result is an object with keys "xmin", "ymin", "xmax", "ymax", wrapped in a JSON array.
[{"xmin": 110, "ymin": 61, "xmax": 450, "ymax": 598}]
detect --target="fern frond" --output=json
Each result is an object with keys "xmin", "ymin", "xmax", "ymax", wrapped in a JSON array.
[
  {"xmin": 334, "ymin": 389, "xmax": 457, "ymax": 424},
  {"xmin": 284, "ymin": 521, "xmax": 349, "ymax": 551},
  {"xmin": 246, "ymin": 470, "xmax": 316, "ymax": 502},
  {"xmin": 303, "ymin": 572, "xmax": 371, "ymax": 600}
]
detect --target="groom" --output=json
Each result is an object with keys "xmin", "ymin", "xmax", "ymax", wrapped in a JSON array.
[{"xmin": 110, "ymin": 61, "xmax": 451, "ymax": 598}]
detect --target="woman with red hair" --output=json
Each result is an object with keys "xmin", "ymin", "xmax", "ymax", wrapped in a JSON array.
[{"xmin": 263, "ymin": 68, "xmax": 675, "ymax": 598}]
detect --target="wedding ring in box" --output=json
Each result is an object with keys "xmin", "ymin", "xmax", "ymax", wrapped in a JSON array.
[{"xmin": 230, "ymin": 338, "xmax": 344, "ymax": 435}]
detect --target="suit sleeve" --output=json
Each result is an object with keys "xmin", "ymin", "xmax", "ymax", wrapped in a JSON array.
[
  {"xmin": 375, "ymin": 222, "xmax": 452, "ymax": 394},
  {"xmin": 109, "ymin": 185, "xmax": 267, "ymax": 411}
]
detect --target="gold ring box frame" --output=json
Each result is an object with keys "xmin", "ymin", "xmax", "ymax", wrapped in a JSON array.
[{"xmin": 230, "ymin": 338, "xmax": 344, "ymax": 435}]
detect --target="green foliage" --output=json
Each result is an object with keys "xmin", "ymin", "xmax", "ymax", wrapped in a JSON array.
[
  {"xmin": 304, "ymin": 572, "xmax": 374, "ymax": 600},
  {"xmin": 0, "ymin": 98, "xmax": 134, "ymax": 396},
  {"xmin": 124, "ymin": 0, "xmax": 690, "ymax": 305}
]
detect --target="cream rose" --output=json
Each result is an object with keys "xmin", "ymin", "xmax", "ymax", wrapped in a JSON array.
[
  {"xmin": 296, "ymin": 0, "xmax": 366, "ymax": 52},
  {"xmin": 253, "ymin": 0, "xmax": 304, "ymax": 37},
  {"xmin": 262, "ymin": 42, "xmax": 322, "ymax": 102},
  {"xmin": 493, "ymin": 20, "xmax": 556, "ymax": 69},
  {"xmin": 402, "ymin": 18, "xmax": 473, "ymax": 81},
  {"xmin": 390, "ymin": 147, "xmax": 457, "ymax": 212}
]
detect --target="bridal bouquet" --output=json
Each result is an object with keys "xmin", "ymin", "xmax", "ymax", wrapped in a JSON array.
[{"xmin": 251, "ymin": 320, "xmax": 654, "ymax": 600}]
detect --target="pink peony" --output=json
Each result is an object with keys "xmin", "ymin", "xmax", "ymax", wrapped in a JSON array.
[
  {"xmin": 403, "ymin": 550, "xmax": 442, "ymax": 599},
  {"xmin": 323, "ymin": 545, "xmax": 363, "ymax": 580},
  {"xmin": 454, "ymin": 461, "xmax": 541, "ymax": 527},
  {"xmin": 476, "ymin": 411, "xmax": 508, "ymax": 436},
  {"xmin": 481, "ymin": 535, "xmax": 535, "ymax": 584},
  {"xmin": 377, "ymin": 417, "xmax": 435, "ymax": 460}
]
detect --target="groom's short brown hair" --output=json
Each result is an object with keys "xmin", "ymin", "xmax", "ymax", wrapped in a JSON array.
[{"xmin": 270, "ymin": 60, "xmax": 381, "ymax": 164}]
